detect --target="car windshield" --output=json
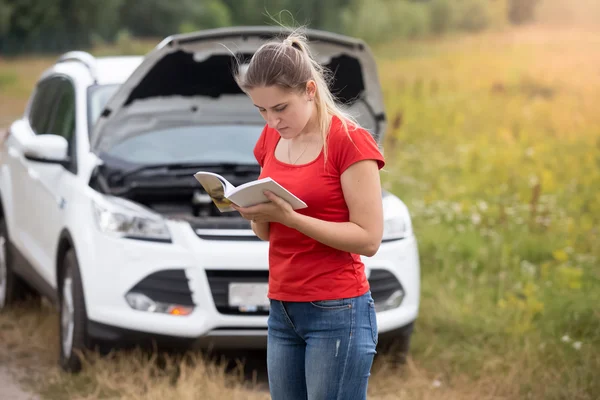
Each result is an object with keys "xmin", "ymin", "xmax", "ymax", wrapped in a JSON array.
[
  {"xmin": 87, "ymin": 84, "xmax": 263, "ymax": 166},
  {"xmin": 105, "ymin": 124, "xmax": 264, "ymax": 165}
]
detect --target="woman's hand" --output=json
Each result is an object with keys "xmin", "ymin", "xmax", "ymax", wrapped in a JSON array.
[{"xmin": 232, "ymin": 191, "xmax": 296, "ymax": 226}]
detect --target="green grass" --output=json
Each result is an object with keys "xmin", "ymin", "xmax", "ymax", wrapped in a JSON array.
[{"xmin": 377, "ymin": 25, "xmax": 600, "ymax": 399}]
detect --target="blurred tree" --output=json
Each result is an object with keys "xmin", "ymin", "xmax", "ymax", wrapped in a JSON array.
[
  {"xmin": 343, "ymin": 0, "xmax": 430, "ymax": 43},
  {"xmin": 220, "ymin": 0, "xmax": 352, "ymax": 33},
  {"xmin": 0, "ymin": 0, "xmax": 12, "ymax": 35},
  {"xmin": 429, "ymin": 0, "xmax": 455, "ymax": 35},
  {"xmin": 119, "ymin": 0, "xmax": 190, "ymax": 37},
  {"xmin": 0, "ymin": 0, "xmax": 547, "ymax": 55},
  {"xmin": 177, "ymin": 0, "xmax": 232, "ymax": 33},
  {"xmin": 455, "ymin": 0, "xmax": 491, "ymax": 32},
  {"xmin": 0, "ymin": 0, "xmax": 123, "ymax": 54},
  {"xmin": 508, "ymin": 0, "xmax": 540, "ymax": 24},
  {"xmin": 194, "ymin": 0, "xmax": 233, "ymax": 29}
]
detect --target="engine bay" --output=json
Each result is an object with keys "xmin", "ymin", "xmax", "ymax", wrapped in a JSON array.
[{"xmin": 89, "ymin": 156, "xmax": 260, "ymax": 230}]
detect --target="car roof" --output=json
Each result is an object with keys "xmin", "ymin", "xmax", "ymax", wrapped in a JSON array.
[{"xmin": 50, "ymin": 52, "xmax": 144, "ymax": 86}]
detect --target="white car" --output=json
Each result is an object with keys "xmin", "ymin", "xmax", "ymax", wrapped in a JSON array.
[{"xmin": 0, "ymin": 27, "xmax": 420, "ymax": 373}]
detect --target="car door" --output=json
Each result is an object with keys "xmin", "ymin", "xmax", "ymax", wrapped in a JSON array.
[
  {"xmin": 23, "ymin": 76, "xmax": 79, "ymax": 288},
  {"xmin": 4, "ymin": 76, "xmax": 62, "ymax": 272}
]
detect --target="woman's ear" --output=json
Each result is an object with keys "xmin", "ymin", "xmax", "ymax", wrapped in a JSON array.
[{"xmin": 306, "ymin": 80, "xmax": 317, "ymax": 100}]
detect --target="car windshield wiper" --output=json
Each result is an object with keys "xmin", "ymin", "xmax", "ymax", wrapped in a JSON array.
[{"xmin": 108, "ymin": 162, "xmax": 259, "ymax": 183}]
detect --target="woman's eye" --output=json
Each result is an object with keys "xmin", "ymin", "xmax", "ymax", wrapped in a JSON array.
[{"xmin": 275, "ymin": 106, "xmax": 287, "ymax": 112}]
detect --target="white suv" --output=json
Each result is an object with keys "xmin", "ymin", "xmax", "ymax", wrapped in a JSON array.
[{"xmin": 0, "ymin": 27, "xmax": 420, "ymax": 373}]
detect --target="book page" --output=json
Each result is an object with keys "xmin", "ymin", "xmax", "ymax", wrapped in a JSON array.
[{"xmin": 193, "ymin": 172, "xmax": 236, "ymax": 212}]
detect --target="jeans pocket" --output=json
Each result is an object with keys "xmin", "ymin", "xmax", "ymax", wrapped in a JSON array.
[
  {"xmin": 368, "ymin": 299, "xmax": 378, "ymax": 345},
  {"xmin": 310, "ymin": 298, "xmax": 352, "ymax": 310}
]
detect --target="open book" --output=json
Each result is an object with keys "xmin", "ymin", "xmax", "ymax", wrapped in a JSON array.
[{"xmin": 193, "ymin": 171, "xmax": 308, "ymax": 212}]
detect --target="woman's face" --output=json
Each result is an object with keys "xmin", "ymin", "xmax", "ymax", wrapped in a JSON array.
[{"xmin": 247, "ymin": 82, "xmax": 316, "ymax": 139}]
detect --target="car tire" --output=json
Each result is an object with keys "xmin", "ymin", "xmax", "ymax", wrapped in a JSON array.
[
  {"xmin": 0, "ymin": 217, "xmax": 41, "ymax": 311},
  {"xmin": 58, "ymin": 248, "xmax": 91, "ymax": 373},
  {"xmin": 378, "ymin": 322, "xmax": 414, "ymax": 365}
]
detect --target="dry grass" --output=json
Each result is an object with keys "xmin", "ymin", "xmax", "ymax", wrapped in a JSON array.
[
  {"xmin": 1, "ymin": 303, "xmax": 529, "ymax": 400},
  {"xmin": 0, "ymin": 302, "xmax": 270, "ymax": 400},
  {"xmin": 0, "ymin": 56, "xmax": 54, "ymax": 127}
]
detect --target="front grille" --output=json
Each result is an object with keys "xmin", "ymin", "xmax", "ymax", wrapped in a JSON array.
[
  {"xmin": 205, "ymin": 269, "xmax": 404, "ymax": 316},
  {"xmin": 205, "ymin": 270, "xmax": 269, "ymax": 316},
  {"xmin": 128, "ymin": 269, "xmax": 194, "ymax": 306},
  {"xmin": 368, "ymin": 269, "xmax": 404, "ymax": 303},
  {"xmin": 191, "ymin": 216, "xmax": 252, "ymax": 230},
  {"xmin": 191, "ymin": 217, "xmax": 262, "ymax": 241},
  {"xmin": 195, "ymin": 229, "xmax": 262, "ymax": 241}
]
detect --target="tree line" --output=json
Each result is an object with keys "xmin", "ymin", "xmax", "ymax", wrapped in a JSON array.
[{"xmin": 0, "ymin": 0, "xmax": 540, "ymax": 55}]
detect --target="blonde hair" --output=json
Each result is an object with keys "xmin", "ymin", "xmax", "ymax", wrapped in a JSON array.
[{"xmin": 234, "ymin": 29, "xmax": 359, "ymax": 163}]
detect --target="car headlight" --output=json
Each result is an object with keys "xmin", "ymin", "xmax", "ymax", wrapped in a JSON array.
[
  {"xmin": 91, "ymin": 195, "xmax": 171, "ymax": 242},
  {"xmin": 382, "ymin": 192, "xmax": 413, "ymax": 241}
]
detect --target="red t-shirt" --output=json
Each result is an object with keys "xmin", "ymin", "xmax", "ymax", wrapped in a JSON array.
[{"xmin": 253, "ymin": 116, "xmax": 385, "ymax": 302}]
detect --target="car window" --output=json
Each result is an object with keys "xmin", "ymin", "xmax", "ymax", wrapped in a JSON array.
[
  {"xmin": 106, "ymin": 124, "xmax": 264, "ymax": 165},
  {"xmin": 87, "ymin": 84, "xmax": 120, "ymax": 132},
  {"xmin": 28, "ymin": 77, "xmax": 62, "ymax": 135},
  {"xmin": 50, "ymin": 78, "xmax": 76, "ymax": 144}
]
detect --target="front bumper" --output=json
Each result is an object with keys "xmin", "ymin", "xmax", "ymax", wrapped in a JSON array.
[{"xmin": 80, "ymin": 219, "xmax": 420, "ymax": 348}]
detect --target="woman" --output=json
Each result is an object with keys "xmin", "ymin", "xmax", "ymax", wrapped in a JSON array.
[{"xmin": 232, "ymin": 30, "xmax": 385, "ymax": 400}]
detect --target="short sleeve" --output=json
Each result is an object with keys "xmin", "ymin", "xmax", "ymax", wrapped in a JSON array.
[
  {"xmin": 330, "ymin": 122, "xmax": 385, "ymax": 175},
  {"xmin": 253, "ymin": 124, "xmax": 269, "ymax": 167}
]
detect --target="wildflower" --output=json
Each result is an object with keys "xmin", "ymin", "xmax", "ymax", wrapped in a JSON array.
[
  {"xmin": 561, "ymin": 335, "xmax": 571, "ymax": 343},
  {"xmin": 520, "ymin": 260, "xmax": 537, "ymax": 277},
  {"xmin": 452, "ymin": 202, "xmax": 462, "ymax": 214},
  {"xmin": 432, "ymin": 379, "xmax": 442, "ymax": 388},
  {"xmin": 477, "ymin": 200, "xmax": 488, "ymax": 211},
  {"xmin": 471, "ymin": 212, "xmax": 481, "ymax": 225},
  {"xmin": 552, "ymin": 250, "xmax": 568, "ymax": 262},
  {"xmin": 573, "ymin": 341, "xmax": 582, "ymax": 350},
  {"xmin": 529, "ymin": 175, "xmax": 539, "ymax": 187}
]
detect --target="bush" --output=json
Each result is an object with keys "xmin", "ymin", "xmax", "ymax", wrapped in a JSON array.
[
  {"xmin": 392, "ymin": 1, "xmax": 431, "ymax": 39},
  {"xmin": 342, "ymin": 0, "xmax": 430, "ymax": 43},
  {"xmin": 455, "ymin": 0, "xmax": 492, "ymax": 33},
  {"xmin": 429, "ymin": 0, "xmax": 455, "ymax": 35},
  {"xmin": 428, "ymin": 0, "xmax": 500, "ymax": 36},
  {"xmin": 487, "ymin": 0, "xmax": 510, "ymax": 30},
  {"xmin": 508, "ymin": 0, "xmax": 540, "ymax": 24}
]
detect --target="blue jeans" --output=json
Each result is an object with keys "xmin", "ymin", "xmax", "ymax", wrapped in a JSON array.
[{"xmin": 267, "ymin": 290, "xmax": 378, "ymax": 400}]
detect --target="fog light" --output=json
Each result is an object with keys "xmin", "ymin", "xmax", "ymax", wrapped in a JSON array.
[
  {"xmin": 125, "ymin": 292, "xmax": 193, "ymax": 316},
  {"xmin": 375, "ymin": 289, "xmax": 405, "ymax": 312}
]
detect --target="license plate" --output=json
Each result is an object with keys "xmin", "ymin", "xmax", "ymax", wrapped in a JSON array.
[{"xmin": 228, "ymin": 283, "xmax": 270, "ymax": 311}]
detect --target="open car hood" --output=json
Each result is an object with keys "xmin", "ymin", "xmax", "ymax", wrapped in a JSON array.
[{"xmin": 89, "ymin": 26, "xmax": 387, "ymax": 155}]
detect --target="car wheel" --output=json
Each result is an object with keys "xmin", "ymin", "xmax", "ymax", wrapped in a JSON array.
[
  {"xmin": 0, "ymin": 217, "xmax": 40, "ymax": 311},
  {"xmin": 378, "ymin": 322, "xmax": 414, "ymax": 365},
  {"xmin": 58, "ymin": 248, "xmax": 90, "ymax": 373}
]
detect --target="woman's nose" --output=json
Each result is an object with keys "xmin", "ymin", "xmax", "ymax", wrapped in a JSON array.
[{"xmin": 266, "ymin": 112, "xmax": 279, "ymax": 128}]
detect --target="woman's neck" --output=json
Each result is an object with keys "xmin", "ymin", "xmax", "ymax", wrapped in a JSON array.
[{"xmin": 296, "ymin": 107, "xmax": 327, "ymax": 143}]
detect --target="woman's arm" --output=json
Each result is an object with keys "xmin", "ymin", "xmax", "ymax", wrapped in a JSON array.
[
  {"xmin": 287, "ymin": 159, "xmax": 384, "ymax": 257},
  {"xmin": 251, "ymin": 220, "xmax": 270, "ymax": 241},
  {"xmin": 234, "ymin": 160, "xmax": 384, "ymax": 256}
]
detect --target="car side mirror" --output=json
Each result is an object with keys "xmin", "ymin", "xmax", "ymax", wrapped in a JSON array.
[{"xmin": 23, "ymin": 134, "xmax": 70, "ymax": 167}]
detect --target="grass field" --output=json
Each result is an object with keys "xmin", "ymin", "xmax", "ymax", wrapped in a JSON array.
[{"xmin": 1, "ymin": 24, "xmax": 599, "ymax": 399}]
